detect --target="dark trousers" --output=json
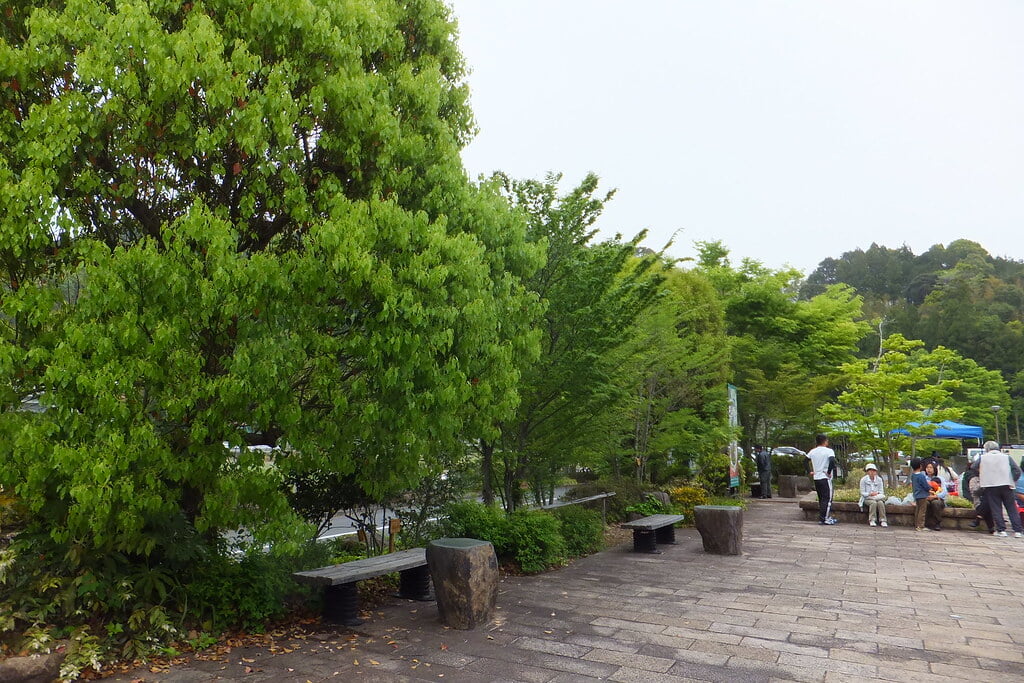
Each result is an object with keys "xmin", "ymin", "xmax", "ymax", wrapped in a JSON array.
[
  {"xmin": 924, "ymin": 499, "xmax": 945, "ymax": 529},
  {"xmin": 976, "ymin": 492, "xmax": 995, "ymax": 530},
  {"xmin": 984, "ymin": 486, "xmax": 1023, "ymax": 533},
  {"xmin": 758, "ymin": 470, "xmax": 772, "ymax": 498},
  {"xmin": 814, "ymin": 477, "xmax": 832, "ymax": 522}
]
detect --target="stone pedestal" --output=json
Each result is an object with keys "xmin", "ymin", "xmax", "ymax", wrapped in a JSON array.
[
  {"xmin": 778, "ymin": 474, "xmax": 811, "ymax": 498},
  {"xmin": 694, "ymin": 505, "xmax": 743, "ymax": 555},
  {"xmin": 426, "ymin": 538, "xmax": 498, "ymax": 630}
]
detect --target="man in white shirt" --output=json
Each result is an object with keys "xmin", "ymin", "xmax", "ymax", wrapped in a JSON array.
[{"xmin": 807, "ymin": 433, "xmax": 839, "ymax": 525}]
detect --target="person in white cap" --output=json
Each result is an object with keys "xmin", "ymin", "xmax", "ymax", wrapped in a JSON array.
[{"xmin": 859, "ymin": 463, "xmax": 888, "ymax": 527}]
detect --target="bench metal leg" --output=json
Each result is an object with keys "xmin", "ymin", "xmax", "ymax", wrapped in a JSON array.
[
  {"xmin": 324, "ymin": 582, "xmax": 362, "ymax": 626},
  {"xmin": 397, "ymin": 564, "xmax": 433, "ymax": 601},
  {"xmin": 632, "ymin": 529, "xmax": 660, "ymax": 554},
  {"xmin": 655, "ymin": 524, "xmax": 677, "ymax": 545}
]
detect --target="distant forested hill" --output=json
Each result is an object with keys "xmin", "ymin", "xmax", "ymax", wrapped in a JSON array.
[{"xmin": 801, "ymin": 240, "xmax": 1024, "ymax": 398}]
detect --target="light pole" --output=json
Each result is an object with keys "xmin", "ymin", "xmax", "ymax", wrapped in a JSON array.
[{"xmin": 991, "ymin": 405, "xmax": 1002, "ymax": 445}]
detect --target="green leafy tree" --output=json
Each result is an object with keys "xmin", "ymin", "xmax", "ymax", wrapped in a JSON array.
[
  {"xmin": 485, "ymin": 173, "xmax": 664, "ymax": 511},
  {"xmin": 819, "ymin": 334, "xmax": 970, "ymax": 480},
  {"xmin": 0, "ymin": 0, "xmax": 540, "ymax": 650},
  {"xmin": 624, "ymin": 267, "xmax": 729, "ymax": 483},
  {"xmin": 694, "ymin": 241, "xmax": 868, "ymax": 451}
]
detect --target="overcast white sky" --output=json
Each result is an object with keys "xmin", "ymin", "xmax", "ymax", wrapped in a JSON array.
[{"xmin": 447, "ymin": 1, "xmax": 1024, "ymax": 276}]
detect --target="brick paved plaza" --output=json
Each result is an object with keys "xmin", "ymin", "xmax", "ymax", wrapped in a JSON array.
[{"xmin": 111, "ymin": 500, "xmax": 1024, "ymax": 682}]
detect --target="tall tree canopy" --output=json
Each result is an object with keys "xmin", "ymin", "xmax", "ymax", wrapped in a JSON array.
[
  {"xmin": 483, "ymin": 172, "xmax": 664, "ymax": 510},
  {"xmin": 819, "ymin": 334, "xmax": 1008, "ymax": 480},
  {"xmin": 624, "ymin": 266, "xmax": 730, "ymax": 483},
  {"xmin": 1, "ymin": 0, "xmax": 540, "ymax": 572},
  {"xmin": 802, "ymin": 239, "xmax": 1024, "ymax": 437},
  {"xmin": 694, "ymin": 242, "xmax": 868, "ymax": 450}
]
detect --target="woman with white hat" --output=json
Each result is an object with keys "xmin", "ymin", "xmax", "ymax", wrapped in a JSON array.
[{"xmin": 859, "ymin": 463, "xmax": 888, "ymax": 527}]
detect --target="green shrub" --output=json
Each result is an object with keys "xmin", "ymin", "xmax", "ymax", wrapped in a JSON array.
[
  {"xmin": 624, "ymin": 494, "xmax": 675, "ymax": 517},
  {"xmin": 184, "ymin": 550, "xmax": 314, "ymax": 632},
  {"xmin": 696, "ymin": 452, "xmax": 731, "ymax": 495},
  {"xmin": 707, "ymin": 496, "xmax": 747, "ymax": 509},
  {"xmin": 831, "ymin": 487, "xmax": 860, "ymax": 503},
  {"xmin": 553, "ymin": 506, "xmax": 604, "ymax": 557},
  {"xmin": 668, "ymin": 485, "xmax": 709, "ymax": 523},
  {"xmin": 439, "ymin": 501, "xmax": 583, "ymax": 573},
  {"xmin": 945, "ymin": 495, "xmax": 972, "ymax": 509},
  {"xmin": 440, "ymin": 501, "xmax": 508, "ymax": 546},
  {"xmin": 772, "ymin": 455, "xmax": 808, "ymax": 477},
  {"xmin": 503, "ymin": 509, "xmax": 567, "ymax": 574}
]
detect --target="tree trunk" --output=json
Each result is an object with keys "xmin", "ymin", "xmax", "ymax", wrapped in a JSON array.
[{"xmin": 480, "ymin": 439, "xmax": 494, "ymax": 506}]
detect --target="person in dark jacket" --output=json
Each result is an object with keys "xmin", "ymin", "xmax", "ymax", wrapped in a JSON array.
[{"xmin": 755, "ymin": 445, "xmax": 773, "ymax": 499}]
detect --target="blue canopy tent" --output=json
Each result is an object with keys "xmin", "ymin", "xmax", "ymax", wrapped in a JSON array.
[{"xmin": 891, "ymin": 420, "xmax": 984, "ymax": 455}]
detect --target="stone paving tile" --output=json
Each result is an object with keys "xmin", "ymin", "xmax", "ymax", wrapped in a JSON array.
[
  {"xmin": 720, "ymin": 656, "xmax": 824, "ymax": 682},
  {"xmin": 462, "ymin": 657, "xmax": 559, "ymax": 682},
  {"xmin": 611, "ymin": 629, "xmax": 698, "ymax": 651},
  {"xmin": 108, "ymin": 500, "xmax": 1024, "ymax": 682},
  {"xmin": 929, "ymin": 660, "xmax": 1014, "ymax": 679},
  {"xmin": 512, "ymin": 635, "xmax": 591, "ymax": 659},
  {"xmin": 681, "ymin": 638, "xmax": 779, "ymax": 663},
  {"xmin": 976, "ymin": 656, "xmax": 1024, "ymax": 675},
  {"xmin": 609, "ymin": 665, "xmax": 718, "ymax": 683}
]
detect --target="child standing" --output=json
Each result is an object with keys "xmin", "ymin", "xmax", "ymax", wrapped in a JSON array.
[{"xmin": 910, "ymin": 458, "xmax": 930, "ymax": 531}]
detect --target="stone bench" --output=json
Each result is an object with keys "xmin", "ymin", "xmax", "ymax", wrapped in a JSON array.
[
  {"xmin": 621, "ymin": 513, "xmax": 685, "ymax": 553},
  {"xmin": 797, "ymin": 493, "xmax": 979, "ymax": 528},
  {"xmin": 292, "ymin": 548, "xmax": 432, "ymax": 626},
  {"xmin": 694, "ymin": 505, "xmax": 743, "ymax": 555}
]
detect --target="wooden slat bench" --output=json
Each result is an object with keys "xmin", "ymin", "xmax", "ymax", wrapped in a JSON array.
[
  {"xmin": 292, "ymin": 548, "xmax": 432, "ymax": 626},
  {"xmin": 621, "ymin": 513, "xmax": 686, "ymax": 553}
]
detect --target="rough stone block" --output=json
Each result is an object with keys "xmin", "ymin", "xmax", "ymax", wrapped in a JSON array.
[
  {"xmin": 426, "ymin": 537, "xmax": 498, "ymax": 629},
  {"xmin": 0, "ymin": 642, "xmax": 67, "ymax": 683},
  {"xmin": 778, "ymin": 475, "xmax": 811, "ymax": 498},
  {"xmin": 694, "ymin": 505, "xmax": 743, "ymax": 555}
]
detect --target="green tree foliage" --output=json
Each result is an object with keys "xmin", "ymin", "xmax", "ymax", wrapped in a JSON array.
[
  {"xmin": 803, "ymin": 240, "xmax": 1024, "ymax": 429},
  {"xmin": 624, "ymin": 267, "xmax": 729, "ymax": 483},
  {"xmin": 0, "ymin": 0, "xmax": 540, "ymax": 653},
  {"xmin": 694, "ymin": 241, "xmax": 868, "ymax": 450},
  {"xmin": 485, "ymin": 173, "xmax": 664, "ymax": 510},
  {"xmin": 818, "ymin": 334, "xmax": 1006, "ymax": 480}
]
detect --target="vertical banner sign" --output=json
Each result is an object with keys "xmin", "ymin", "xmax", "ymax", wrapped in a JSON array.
[{"xmin": 727, "ymin": 384, "xmax": 740, "ymax": 488}]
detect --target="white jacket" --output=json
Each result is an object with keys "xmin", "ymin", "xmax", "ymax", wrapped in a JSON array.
[{"xmin": 858, "ymin": 474, "xmax": 885, "ymax": 509}]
